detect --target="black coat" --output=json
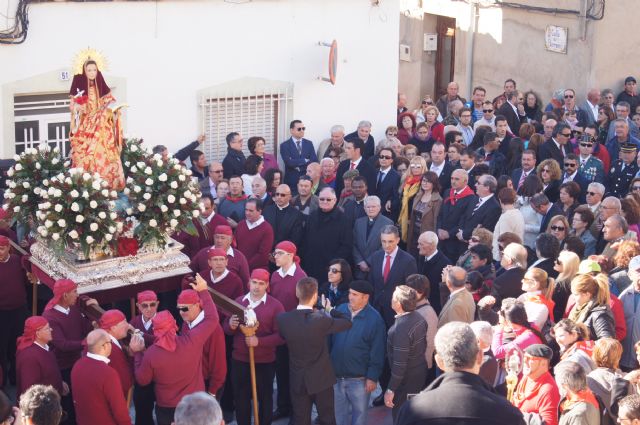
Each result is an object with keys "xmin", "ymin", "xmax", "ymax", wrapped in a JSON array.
[
  {"xmin": 437, "ymin": 191, "xmax": 477, "ymax": 261},
  {"xmin": 263, "ymin": 204, "xmax": 304, "ymax": 248},
  {"xmin": 396, "ymin": 371, "xmax": 525, "ymax": 425},
  {"xmin": 374, "ymin": 168, "xmax": 401, "ymax": 223},
  {"xmin": 418, "ymin": 251, "xmax": 452, "ymax": 314},
  {"xmin": 582, "ymin": 304, "xmax": 616, "ymax": 340},
  {"xmin": 302, "ymin": 207, "xmax": 353, "ymax": 281},
  {"xmin": 345, "ymin": 131, "xmax": 375, "ymax": 160},
  {"xmin": 532, "ymin": 258, "xmax": 559, "ymax": 280},
  {"xmin": 221, "ymin": 148, "xmax": 246, "ymax": 179},
  {"xmin": 461, "ymin": 196, "xmax": 501, "ymax": 240},
  {"xmin": 334, "ymin": 158, "xmax": 377, "ymax": 198},
  {"xmin": 538, "ymin": 139, "xmax": 573, "ymax": 167},
  {"xmin": 498, "ymin": 101, "xmax": 527, "ymax": 136},
  {"xmin": 540, "ymin": 203, "xmax": 563, "ymax": 233},
  {"xmin": 434, "ymin": 162, "xmax": 456, "ymax": 196},
  {"xmin": 490, "ymin": 267, "xmax": 525, "ymax": 308},
  {"xmin": 511, "ymin": 168, "xmax": 536, "ymax": 189}
]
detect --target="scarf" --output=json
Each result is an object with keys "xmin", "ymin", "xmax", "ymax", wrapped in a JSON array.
[
  {"xmin": 561, "ymin": 340, "xmax": 595, "ymax": 361},
  {"xmin": 323, "ymin": 174, "xmax": 336, "ymax": 185},
  {"xmin": 225, "ymin": 194, "xmax": 248, "ymax": 203},
  {"xmin": 560, "ymin": 389, "xmax": 599, "ymax": 413},
  {"xmin": 152, "ymin": 311, "xmax": 179, "ymax": 352},
  {"xmin": 568, "ymin": 299, "xmax": 595, "ymax": 324},
  {"xmin": 16, "ymin": 316, "xmax": 48, "ymax": 351},
  {"xmin": 398, "ymin": 180, "xmax": 421, "ymax": 243},
  {"xmin": 44, "ymin": 279, "xmax": 77, "ymax": 311},
  {"xmin": 525, "ymin": 293, "xmax": 556, "ymax": 323},
  {"xmin": 445, "ymin": 185, "xmax": 475, "ymax": 205}
]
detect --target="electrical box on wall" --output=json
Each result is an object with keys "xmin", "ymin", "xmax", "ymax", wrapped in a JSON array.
[
  {"xmin": 399, "ymin": 44, "xmax": 411, "ymax": 62},
  {"xmin": 424, "ymin": 33, "xmax": 437, "ymax": 51}
]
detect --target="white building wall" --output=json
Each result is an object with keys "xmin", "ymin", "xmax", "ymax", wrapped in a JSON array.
[{"xmin": 0, "ymin": 0, "xmax": 399, "ymax": 158}]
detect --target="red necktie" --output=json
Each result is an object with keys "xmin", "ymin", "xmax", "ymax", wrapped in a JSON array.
[
  {"xmin": 383, "ymin": 254, "xmax": 391, "ymax": 282},
  {"xmin": 350, "ymin": 162, "xmax": 356, "ymax": 170}
]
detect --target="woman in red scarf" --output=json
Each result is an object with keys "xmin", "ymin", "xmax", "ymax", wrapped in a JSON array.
[
  {"xmin": 397, "ymin": 112, "xmax": 417, "ymax": 145},
  {"xmin": 518, "ymin": 267, "xmax": 556, "ymax": 330},
  {"xmin": 553, "ymin": 319, "xmax": 596, "ymax": 374},
  {"xmin": 397, "ymin": 157, "xmax": 427, "ymax": 245}
]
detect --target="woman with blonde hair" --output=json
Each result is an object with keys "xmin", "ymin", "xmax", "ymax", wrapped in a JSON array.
[
  {"xmin": 397, "ymin": 156, "xmax": 427, "ymax": 245},
  {"xmin": 568, "ymin": 274, "xmax": 616, "ymax": 340},
  {"xmin": 587, "ymin": 338, "xmax": 630, "ymax": 425},
  {"xmin": 536, "ymin": 158, "xmax": 562, "ymax": 203},
  {"xmin": 553, "ymin": 319, "xmax": 596, "ymax": 374},
  {"xmin": 552, "ymin": 250, "xmax": 580, "ymax": 322},
  {"xmin": 546, "ymin": 215, "xmax": 571, "ymax": 249},
  {"xmin": 517, "ymin": 267, "xmax": 555, "ymax": 330}
]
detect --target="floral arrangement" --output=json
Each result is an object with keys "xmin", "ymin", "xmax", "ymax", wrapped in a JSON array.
[
  {"xmin": 3, "ymin": 145, "xmax": 68, "ymax": 226},
  {"xmin": 36, "ymin": 168, "xmax": 122, "ymax": 257},
  {"xmin": 124, "ymin": 153, "xmax": 201, "ymax": 248},
  {"xmin": 121, "ymin": 136, "xmax": 148, "ymax": 178}
]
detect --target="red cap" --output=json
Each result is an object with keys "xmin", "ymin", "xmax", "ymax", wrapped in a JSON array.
[
  {"xmin": 17, "ymin": 316, "xmax": 48, "ymax": 351},
  {"xmin": 275, "ymin": 241, "xmax": 297, "ymax": 254},
  {"xmin": 214, "ymin": 225, "xmax": 233, "ymax": 236},
  {"xmin": 0, "ymin": 235, "xmax": 9, "ymax": 247},
  {"xmin": 137, "ymin": 290, "xmax": 158, "ymax": 303},
  {"xmin": 44, "ymin": 279, "xmax": 77, "ymax": 311},
  {"xmin": 152, "ymin": 311, "xmax": 178, "ymax": 352},
  {"xmin": 207, "ymin": 248, "xmax": 227, "ymax": 259},
  {"xmin": 250, "ymin": 268, "xmax": 270, "ymax": 283},
  {"xmin": 177, "ymin": 289, "xmax": 200, "ymax": 305},
  {"xmin": 99, "ymin": 310, "xmax": 126, "ymax": 330}
]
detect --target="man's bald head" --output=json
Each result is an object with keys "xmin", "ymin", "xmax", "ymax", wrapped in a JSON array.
[
  {"xmin": 87, "ymin": 329, "xmax": 111, "ymax": 356},
  {"xmin": 451, "ymin": 168, "xmax": 468, "ymax": 191},
  {"xmin": 446, "ymin": 266, "xmax": 467, "ymax": 290}
]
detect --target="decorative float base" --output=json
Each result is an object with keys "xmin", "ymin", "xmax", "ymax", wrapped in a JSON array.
[{"xmin": 29, "ymin": 238, "xmax": 191, "ymax": 294}]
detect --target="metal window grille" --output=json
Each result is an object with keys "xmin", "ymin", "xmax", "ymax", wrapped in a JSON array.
[
  {"xmin": 13, "ymin": 92, "xmax": 71, "ymax": 156},
  {"xmin": 200, "ymin": 88, "xmax": 293, "ymax": 162}
]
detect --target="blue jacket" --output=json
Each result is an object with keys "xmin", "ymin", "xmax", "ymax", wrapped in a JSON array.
[{"xmin": 330, "ymin": 303, "xmax": 386, "ymax": 381}]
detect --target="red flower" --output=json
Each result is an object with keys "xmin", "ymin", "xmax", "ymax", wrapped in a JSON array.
[{"xmin": 116, "ymin": 237, "xmax": 139, "ymax": 257}]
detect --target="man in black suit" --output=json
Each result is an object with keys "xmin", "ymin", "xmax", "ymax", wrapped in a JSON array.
[
  {"xmin": 561, "ymin": 153, "xmax": 590, "ymax": 203},
  {"xmin": 429, "ymin": 142, "xmax": 455, "ymax": 196},
  {"xmin": 488, "ymin": 242, "xmax": 527, "ymax": 310},
  {"xmin": 367, "ymin": 225, "xmax": 418, "ymax": 328},
  {"xmin": 476, "ymin": 132, "xmax": 507, "ymax": 179},
  {"xmin": 497, "ymin": 91, "xmax": 527, "ymax": 136},
  {"xmin": 437, "ymin": 169, "xmax": 477, "ymax": 261},
  {"xmin": 417, "ymin": 231, "xmax": 451, "ymax": 314},
  {"xmin": 530, "ymin": 193, "xmax": 563, "ymax": 234},
  {"xmin": 280, "ymin": 120, "xmax": 318, "ymax": 193},
  {"xmin": 459, "ymin": 149, "xmax": 480, "ymax": 188},
  {"xmin": 458, "ymin": 175, "xmax": 501, "ymax": 242},
  {"xmin": 276, "ymin": 277, "xmax": 352, "ymax": 425},
  {"xmin": 537, "ymin": 122, "xmax": 573, "ymax": 168},
  {"xmin": 263, "ymin": 184, "xmax": 303, "ymax": 249},
  {"xmin": 335, "ymin": 138, "xmax": 376, "ymax": 197},
  {"xmin": 221, "ymin": 132, "xmax": 246, "ymax": 179},
  {"xmin": 495, "ymin": 115, "xmax": 513, "ymax": 158},
  {"xmin": 511, "ymin": 149, "xmax": 537, "ymax": 191},
  {"xmin": 374, "ymin": 147, "xmax": 401, "ymax": 222}
]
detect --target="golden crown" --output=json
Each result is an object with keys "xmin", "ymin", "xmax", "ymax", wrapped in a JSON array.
[{"xmin": 72, "ymin": 47, "xmax": 108, "ymax": 76}]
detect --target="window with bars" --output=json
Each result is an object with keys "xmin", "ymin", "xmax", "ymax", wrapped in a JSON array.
[
  {"xmin": 199, "ymin": 81, "xmax": 293, "ymax": 163},
  {"xmin": 13, "ymin": 92, "xmax": 71, "ymax": 156}
]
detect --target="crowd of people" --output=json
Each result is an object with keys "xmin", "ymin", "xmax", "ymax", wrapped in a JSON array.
[{"xmin": 4, "ymin": 76, "xmax": 640, "ymax": 425}]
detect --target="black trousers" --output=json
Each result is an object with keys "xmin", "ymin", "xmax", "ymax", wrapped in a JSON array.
[
  {"xmin": 232, "ymin": 359, "xmax": 275, "ymax": 425},
  {"xmin": 290, "ymin": 385, "xmax": 335, "ymax": 425},
  {"xmin": 155, "ymin": 405, "xmax": 175, "ymax": 425},
  {"xmin": 274, "ymin": 344, "xmax": 291, "ymax": 413},
  {"xmin": 60, "ymin": 368, "xmax": 76, "ymax": 425},
  {"xmin": 133, "ymin": 383, "xmax": 155, "ymax": 425},
  {"xmin": 219, "ymin": 334, "xmax": 234, "ymax": 412},
  {"xmin": 0, "ymin": 306, "xmax": 27, "ymax": 387}
]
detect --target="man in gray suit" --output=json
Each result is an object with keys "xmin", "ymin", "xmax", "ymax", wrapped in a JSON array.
[
  {"xmin": 578, "ymin": 88, "xmax": 601, "ymax": 126},
  {"xmin": 353, "ymin": 196, "xmax": 393, "ymax": 279}
]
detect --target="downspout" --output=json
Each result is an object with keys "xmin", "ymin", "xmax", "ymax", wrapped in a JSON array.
[{"xmin": 465, "ymin": 1, "xmax": 479, "ymax": 98}]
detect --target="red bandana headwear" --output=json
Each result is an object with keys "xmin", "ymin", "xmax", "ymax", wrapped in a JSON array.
[
  {"xmin": 214, "ymin": 225, "xmax": 233, "ymax": 236},
  {"xmin": 250, "ymin": 268, "xmax": 270, "ymax": 283},
  {"xmin": 208, "ymin": 248, "xmax": 227, "ymax": 259},
  {"xmin": 275, "ymin": 241, "xmax": 300, "ymax": 265},
  {"xmin": 137, "ymin": 290, "xmax": 158, "ymax": 303},
  {"xmin": 99, "ymin": 310, "xmax": 126, "ymax": 330},
  {"xmin": 44, "ymin": 279, "xmax": 77, "ymax": 311},
  {"xmin": 152, "ymin": 311, "xmax": 178, "ymax": 352},
  {"xmin": 0, "ymin": 235, "xmax": 9, "ymax": 247},
  {"xmin": 177, "ymin": 289, "xmax": 200, "ymax": 305},
  {"xmin": 16, "ymin": 316, "xmax": 48, "ymax": 351}
]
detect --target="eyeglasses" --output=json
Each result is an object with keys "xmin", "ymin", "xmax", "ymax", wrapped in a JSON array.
[
  {"xmin": 564, "ymin": 94, "xmax": 574, "ymax": 99},
  {"xmin": 587, "ymin": 191, "xmax": 599, "ymax": 196},
  {"xmin": 140, "ymin": 302, "xmax": 157, "ymax": 309},
  {"xmin": 295, "ymin": 127, "xmax": 306, "ymax": 131},
  {"xmin": 328, "ymin": 267, "xmax": 342, "ymax": 274},
  {"xmin": 550, "ymin": 225, "xmax": 566, "ymax": 231},
  {"xmin": 580, "ymin": 143, "xmax": 594, "ymax": 148},
  {"xmin": 318, "ymin": 198, "xmax": 334, "ymax": 202},
  {"xmin": 378, "ymin": 155, "xmax": 392, "ymax": 160},
  {"xmin": 633, "ymin": 186, "xmax": 640, "ymax": 191},
  {"xmin": 560, "ymin": 132, "xmax": 572, "ymax": 137},
  {"xmin": 272, "ymin": 250, "xmax": 288, "ymax": 257},
  {"xmin": 455, "ymin": 138, "xmax": 464, "ymax": 143},
  {"xmin": 421, "ymin": 100, "xmax": 433, "ymax": 105},
  {"xmin": 483, "ymin": 109, "xmax": 494, "ymax": 113},
  {"xmin": 177, "ymin": 306, "xmax": 190, "ymax": 312},
  {"xmin": 211, "ymin": 170, "xmax": 223, "ymax": 174},
  {"xmin": 274, "ymin": 192, "xmax": 289, "ymax": 197},
  {"xmin": 564, "ymin": 162, "xmax": 577, "ymax": 168},
  {"xmin": 541, "ymin": 168, "xmax": 551, "ymax": 173},
  {"xmin": 410, "ymin": 164, "xmax": 423, "ymax": 169}
]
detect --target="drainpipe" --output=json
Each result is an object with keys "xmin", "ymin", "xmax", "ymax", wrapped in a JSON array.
[{"xmin": 466, "ymin": 0, "xmax": 479, "ymax": 99}]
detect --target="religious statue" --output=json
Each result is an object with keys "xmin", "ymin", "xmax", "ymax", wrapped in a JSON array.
[{"xmin": 69, "ymin": 48, "xmax": 125, "ymax": 191}]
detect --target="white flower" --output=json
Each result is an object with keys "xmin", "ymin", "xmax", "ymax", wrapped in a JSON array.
[
  {"xmin": 149, "ymin": 219, "xmax": 157, "ymax": 228},
  {"xmin": 137, "ymin": 162, "xmax": 145, "ymax": 169},
  {"xmin": 86, "ymin": 235, "xmax": 94, "ymax": 244},
  {"xmin": 170, "ymin": 181, "xmax": 178, "ymax": 189},
  {"xmin": 35, "ymin": 162, "xmax": 41, "ymax": 170},
  {"xmin": 131, "ymin": 166, "xmax": 138, "ymax": 173},
  {"xmin": 13, "ymin": 206, "xmax": 20, "ymax": 213},
  {"xmin": 13, "ymin": 155, "xmax": 20, "ymax": 161},
  {"xmin": 130, "ymin": 145, "xmax": 138, "ymax": 152},
  {"xmin": 47, "ymin": 187, "xmax": 55, "ymax": 196},
  {"xmin": 101, "ymin": 189, "xmax": 109, "ymax": 197},
  {"xmin": 143, "ymin": 193, "xmax": 151, "ymax": 200},
  {"xmin": 133, "ymin": 186, "xmax": 141, "ymax": 193},
  {"xmin": 156, "ymin": 160, "xmax": 163, "ymax": 167},
  {"xmin": 42, "ymin": 179, "xmax": 49, "ymax": 186},
  {"xmin": 54, "ymin": 204, "xmax": 63, "ymax": 212},
  {"xmin": 193, "ymin": 209, "xmax": 200, "ymax": 217},
  {"xmin": 108, "ymin": 226, "xmax": 116, "ymax": 233},
  {"xmin": 167, "ymin": 195, "xmax": 175, "ymax": 204},
  {"xmin": 179, "ymin": 198, "xmax": 186, "ymax": 205},
  {"xmin": 28, "ymin": 148, "xmax": 37, "ymax": 155},
  {"xmin": 173, "ymin": 210, "xmax": 181, "ymax": 217},
  {"xmin": 110, "ymin": 212, "xmax": 117, "ymax": 220},
  {"xmin": 98, "ymin": 212, "xmax": 107, "ymax": 219},
  {"xmin": 138, "ymin": 204, "xmax": 146, "ymax": 212},
  {"xmin": 92, "ymin": 181, "xmax": 101, "ymax": 191},
  {"xmin": 65, "ymin": 177, "xmax": 72, "ymax": 185},
  {"xmin": 90, "ymin": 223, "xmax": 98, "ymax": 232},
  {"xmin": 76, "ymin": 215, "xmax": 85, "ymax": 223},
  {"xmin": 153, "ymin": 154, "xmax": 162, "ymax": 161},
  {"xmin": 71, "ymin": 202, "xmax": 80, "ymax": 212},
  {"xmin": 105, "ymin": 234, "xmax": 113, "ymax": 241},
  {"xmin": 51, "ymin": 158, "xmax": 59, "ymax": 165},
  {"xmin": 145, "ymin": 178, "xmax": 153, "ymax": 186},
  {"xmin": 144, "ymin": 167, "xmax": 152, "ymax": 175},
  {"xmin": 170, "ymin": 219, "xmax": 178, "ymax": 228},
  {"xmin": 83, "ymin": 173, "xmax": 91, "ymax": 181},
  {"xmin": 178, "ymin": 175, "xmax": 185, "ymax": 182},
  {"xmin": 124, "ymin": 161, "xmax": 131, "ymax": 167},
  {"xmin": 57, "ymin": 219, "xmax": 66, "ymax": 227},
  {"xmin": 69, "ymin": 230, "xmax": 78, "ymax": 239},
  {"xmin": 125, "ymin": 208, "xmax": 133, "ymax": 215},
  {"xmin": 184, "ymin": 190, "xmax": 192, "ymax": 198},
  {"xmin": 70, "ymin": 190, "xmax": 79, "ymax": 198},
  {"xmin": 123, "ymin": 187, "xmax": 131, "ymax": 195},
  {"xmin": 160, "ymin": 205, "xmax": 168, "ymax": 212},
  {"xmin": 22, "ymin": 182, "xmax": 30, "ymax": 189},
  {"xmin": 38, "ymin": 144, "xmax": 47, "ymax": 151},
  {"xmin": 45, "ymin": 220, "xmax": 53, "ymax": 228},
  {"xmin": 89, "ymin": 200, "xmax": 98, "ymax": 209},
  {"xmin": 173, "ymin": 164, "xmax": 181, "ymax": 170},
  {"xmin": 21, "ymin": 195, "xmax": 28, "ymax": 203},
  {"xmin": 53, "ymin": 189, "xmax": 62, "ymax": 198},
  {"xmin": 190, "ymin": 195, "xmax": 197, "ymax": 203},
  {"xmin": 14, "ymin": 164, "xmax": 22, "ymax": 171},
  {"xmin": 109, "ymin": 201, "xmax": 116, "ymax": 209},
  {"xmin": 52, "ymin": 233, "xmax": 60, "ymax": 241},
  {"xmin": 185, "ymin": 169, "xmax": 192, "ymax": 176},
  {"xmin": 158, "ymin": 173, "xmax": 167, "ymax": 182},
  {"xmin": 8, "ymin": 182, "xmax": 16, "ymax": 189},
  {"xmin": 110, "ymin": 191, "xmax": 117, "ymax": 198},
  {"xmin": 116, "ymin": 222, "xmax": 123, "ymax": 231},
  {"xmin": 53, "ymin": 147, "xmax": 59, "ymax": 153},
  {"xmin": 40, "ymin": 229, "xmax": 48, "ymax": 237},
  {"xmin": 82, "ymin": 191, "xmax": 89, "ymax": 199}
]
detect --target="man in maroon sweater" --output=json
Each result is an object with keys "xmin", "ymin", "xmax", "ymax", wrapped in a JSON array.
[
  {"xmin": 225, "ymin": 269, "xmax": 285, "ymax": 425},
  {"xmin": 129, "ymin": 290, "xmax": 158, "ymax": 425},
  {"xmin": 235, "ymin": 198, "xmax": 274, "ymax": 270},
  {"xmin": 71, "ymin": 329, "xmax": 132, "ymax": 425},
  {"xmin": 16, "ymin": 316, "xmax": 67, "ymax": 398},
  {"xmin": 201, "ymin": 248, "xmax": 245, "ymax": 318},
  {"xmin": 0, "ymin": 235, "xmax": 29, "ymax": 387},
  {"xmin": 132, "ymin": 274, "xmax": 219, "ymax": 425},
  {"xmin": 269, "ymin": 240, "xmax": 308, "ymax": 420},
  {"xmin": 99, "ymin": 309, "xmax": 134, "ymax": 398},
  {"xmin": 190, "ymin": 224, "xmax": 250, "ymax": 286}
]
